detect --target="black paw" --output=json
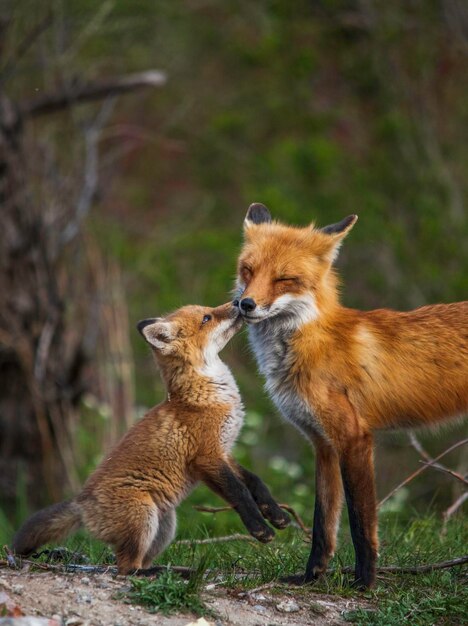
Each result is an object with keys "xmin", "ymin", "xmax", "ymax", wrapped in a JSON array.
[
  {"xmin": 259, "ymin": 503, "xmax": 291, "ymax": 529},
  {"xmin": 351, "ymin": 576, "xmax": 375, "ymax": 591},
  {"xmin": 271, "ymin": 510, "xmax": 291, "ymax": 529},
  {"xmin": 251, "ymin": 525, "xmax": 275, "ymax": 543}
]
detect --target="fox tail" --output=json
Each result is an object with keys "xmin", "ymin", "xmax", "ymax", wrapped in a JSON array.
[{"xmin": 12, "ymin": 500, "xmax": 82, "ymax": 556}]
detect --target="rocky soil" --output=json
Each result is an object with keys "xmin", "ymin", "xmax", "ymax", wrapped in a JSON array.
[{"xmin": 0, "ymin": 568, "xmax": 370, "ymax": 626}]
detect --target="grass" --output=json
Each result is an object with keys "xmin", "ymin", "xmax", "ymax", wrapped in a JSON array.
[
  {"xmin": 1, "ymin": 510, "xmax": 467, "ymax": 624},
  {"xmin": 344, "ymin": 578, "xmax": 468, "ymax": 625},
  {"xmin": 120, "ymin": 568, "xmax": 207, "ymax": 616}
]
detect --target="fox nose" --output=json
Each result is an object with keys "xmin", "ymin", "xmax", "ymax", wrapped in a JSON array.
[{"xmin": 240, "ymin": 297, "xmax": 256, "ymax": 313}]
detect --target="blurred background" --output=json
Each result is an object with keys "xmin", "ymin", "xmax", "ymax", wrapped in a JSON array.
[{"xmin": 0, "ymin": 0, "xmax": 466, "ymax": 540}]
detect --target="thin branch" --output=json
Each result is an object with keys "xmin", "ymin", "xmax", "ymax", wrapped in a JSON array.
[
  {"xmin": 20, "ymin": 71, "xmax": 167, "ymax": 118},
  {"xmin": 194, "ymin": 503, "xmax": 311, "ymax": 535},
  {"xmin": 419, "ymin": 461, "xmax": 468, "ymax": 486},
  {"xmin": 409, "ymin": 432, "xmax": 467, "ymax": 485},
  {"xmin": 60, "ymin": 98, "xmax": 115, "ymax": 246},
  {"xmin": 283, "ymin": 556, "xmax": 468, "ymax": 579},
  {"xmin": 3, "ymin": 545, "xmax": 16, "ymax": 568},
  {"xmin": 194, "ymin": 505, "xmax": 235, "ymax": 513},
  {"xmin": 3, "ymin": 555, "xmax": 467, "ymax": 581},
  {"xmin": 332, "ymin": 555, "xmax": 468, "ymax": 575},
  {"xmin": 237, "ymin": 582, "xmax": 279, "ymax": 597},
  {"xmin": 34, "ymin": 315, "xmax": 58, "ymax": 382},
  {"xmin": 378, "ymin": 438, "xmax": 468, "ymax": 508},
  {"xmin": 176, "ymin": 534, "xmax": 256, "ymax": 546},
  {"xmin": 442, "ymin": 492, "xmax": 468, "ymax": 528},
  {"xmin": 276, "ymin": 504, "xmax": 311, "ymax": 535},
  {"xmin": 408, "ymin": 431, "xmax": 432, "ymax": 460},
  {"xmin": 0, "ymin": 558, "xmax": 195, "ymax": 578}
]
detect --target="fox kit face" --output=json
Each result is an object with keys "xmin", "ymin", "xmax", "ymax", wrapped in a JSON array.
[
  {"xmin": 137, "ymin": 302, "xmax": 242, "ymax": 370},
  {"xmin": 235, "ymin": 203, "xmax": 357, "ymax": 325}
]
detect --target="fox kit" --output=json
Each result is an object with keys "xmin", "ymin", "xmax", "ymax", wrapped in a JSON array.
[
  {"xmin": 13, "ymin": 302, "xmax": 290, "ymax": 574},
  {"xmin": 234, "ymin": 203, "xmax": 468, "ymax": 589}
]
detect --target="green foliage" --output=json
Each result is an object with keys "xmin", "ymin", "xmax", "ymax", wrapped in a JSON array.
[
  {"xmin": 121, "ymin": 567, "xmax": 207, "ymax": 617},
  {"xmin": 345, "ymin": 581, "xmax": 468, "ymax": 626}
]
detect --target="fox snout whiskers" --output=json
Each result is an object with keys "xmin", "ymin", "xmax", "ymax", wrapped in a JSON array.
[{"xmin": 233, "ymin": 297, "xmax": 269, "ymax": 323}]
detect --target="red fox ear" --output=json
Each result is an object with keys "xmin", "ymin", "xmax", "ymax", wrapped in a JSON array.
[
  {"xmin": 141, "ymin": 320, "xmax": 176, "ymax": 354},
  {"xmin": 244, "ymin": 203, "xmax": 272, "ymax": 230},
  {"xmin": 320, "ymin": 214, "xmax": 358, "ymax": 236},
  {"xmin": 318, "ymin": 214, "xmax": 358, "ymax": 263}
]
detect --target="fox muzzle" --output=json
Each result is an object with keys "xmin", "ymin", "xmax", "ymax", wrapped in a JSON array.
[{"xmin": 239, "ymin": 297, "xmax": 257, "ymax": 314}]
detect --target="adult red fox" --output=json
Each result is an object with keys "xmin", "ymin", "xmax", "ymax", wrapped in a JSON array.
[
  {"xmin": 234, "ymin": 203, "xmax": 468, "ymax": 589},
  {"xmin": 13, "ymin": 303, "xmax": 290, "ymax": 574}
]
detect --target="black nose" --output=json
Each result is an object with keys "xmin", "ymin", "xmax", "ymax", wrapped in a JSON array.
[
  {"xmin": 240, "ymin": 297, "xmax": 256, "ymax": 313},
  {"xmin": 232, "ymin": 299, "xmax": 239, "ymax": 307},
  {"xmin": 137, "ymin": 318, "xmax": 156, "ymax": 334}
]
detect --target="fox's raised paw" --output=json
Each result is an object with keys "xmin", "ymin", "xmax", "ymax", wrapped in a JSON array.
[
  {"xmin": 259, "ymin": 503, "xmax": 291, "ymax": 529},
  {"xmin": 252, "ymin": 526, "xmax": 275, "ymax": 543},
  {"xmin": 271, "ymin": 511, "xmax": 291, "ymax": 529}
]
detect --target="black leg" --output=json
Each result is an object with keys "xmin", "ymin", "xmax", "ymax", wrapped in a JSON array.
[
  {"xmin": 200, "ymin": 462, "xmax": 275, "ymax": 543},
  {"xmin": 340, "ymin": 434, "xmax": 378, "ymax": 589},
  {"xmin": 235, "ymin": 463, "xmax": 291, "ymax": 529},
  {"xmin": 282, "ymin": 439, "xmax": 343, "ymax": 586}
]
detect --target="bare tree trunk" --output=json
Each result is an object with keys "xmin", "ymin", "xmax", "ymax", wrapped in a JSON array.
[
  {"xmin": 0, "ymin": 91, "xmax": 82, "ymax": 506},
  {"xmin": 0, "ymin": 63, "xmax": 164, "ymax": 510}
]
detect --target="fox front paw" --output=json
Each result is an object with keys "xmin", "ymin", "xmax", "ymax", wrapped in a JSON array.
[
  {"xmin": 259, "ymin": 503, "xmax": 291, "ymax": 529},
  {"xmin": 251, "ymin": 525, "xmax": 275, "ymax": 543}
]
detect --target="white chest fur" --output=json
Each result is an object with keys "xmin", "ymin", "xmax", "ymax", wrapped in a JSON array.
[
  {"xmin": 248, "ymin": 317, "xmax": 322, "ymax": 439},
  {"xmin": 200, "ymin": 357, "xmax": 244, "ymax": 452}
]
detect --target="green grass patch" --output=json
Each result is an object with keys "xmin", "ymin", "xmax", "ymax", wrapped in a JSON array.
[
  {"xmin": 344, "ymin": 576, "xmax": 468, "ymax": 625},
  {"xmin": 121, "ymin": 567, "xmax": 208, "ymax": 617}
]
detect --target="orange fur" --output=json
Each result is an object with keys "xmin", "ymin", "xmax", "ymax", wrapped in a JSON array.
[
  {"xmin": 235, "ymin": 204, "xmax": 467, "ymax": 588},
  {"xmin": 13, "ymin": 303, "xmax": 289, "ymax": 573}
]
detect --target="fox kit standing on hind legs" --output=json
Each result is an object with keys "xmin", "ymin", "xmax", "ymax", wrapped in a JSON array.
[
  {"xmin": 234, "ymin": 203, "xmax": 468, "ymax": 589},
  {"xmin": 13, "ymin": 303, "xmax": 290, "ymax": 574}
]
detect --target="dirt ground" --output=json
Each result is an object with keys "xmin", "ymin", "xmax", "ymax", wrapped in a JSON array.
[{"xmin": 0, "ymin": 568, "xmax": 371, "ymax": 625}]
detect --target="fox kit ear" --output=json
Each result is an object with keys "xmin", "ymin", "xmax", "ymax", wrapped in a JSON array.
[
  {"xmin": 139, "ymin": 319, "xmax": 176, "ymax": 354},
  {"xmin": 244, "ymin": 203, "xmax": 272, "ymax": 231},
  {"xmin": 319, "ymin": 214, "xmax": 358, "ymax": 263}
]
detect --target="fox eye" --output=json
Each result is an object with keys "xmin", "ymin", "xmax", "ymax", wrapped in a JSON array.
[
  {"xmin": 241, "ymin": 265, "xmax": 253, "ymax": 281},
  {"xmin": 275, "ymin": 276, "xmax": 297, "ymax": 283},
  {"xmin": 202, "ymin": 314, "xmax": 212, "ymax": 325}
]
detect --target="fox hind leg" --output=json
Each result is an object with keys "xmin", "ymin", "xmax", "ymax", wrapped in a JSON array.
[
  {"xmin": 142, "ymin": 508, "xmax": 177, "ymax": 568},
  {"xmin": 114, "ymin": 501, "xmax": 160, "ymax": 575}
]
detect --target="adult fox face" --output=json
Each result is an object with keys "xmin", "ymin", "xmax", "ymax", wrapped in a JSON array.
[{"xmin": 234, "ymin": 203, "xmax": 357, "ymax": 325}]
